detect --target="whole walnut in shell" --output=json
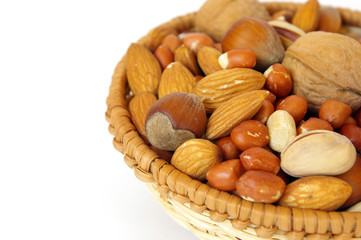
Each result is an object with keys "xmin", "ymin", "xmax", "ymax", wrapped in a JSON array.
[
  {"xmin": 282, "ymin": 32, "xmax": 361, "ymax": 113},
  {"xmin": 194, "ymin": 0, "xmax": 271, "ymax": 42}
]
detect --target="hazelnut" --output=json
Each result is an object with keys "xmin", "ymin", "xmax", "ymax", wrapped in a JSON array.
[
  {"xmin": 171, "ymin": 139, "xmax": 223, "ymax": 181},
  {"xmin": 145, "ymin": 92, "xmax": 207, "ymax": 151},
  {"xmin": 222, "ymin": 17, "xmax": 285, "ymax": 71}
]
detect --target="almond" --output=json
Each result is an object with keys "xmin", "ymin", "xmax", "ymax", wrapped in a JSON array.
[
  {"xmin": 197, "ymin": 46, "xmax": 222, "ymax": 75},
  {"xmin": 125, "ymin": 43, "xmax": 162, "ymax": 95},
  {"xmin": 206, "ymin": 90, "xmax": 269, "ymax": 140},
  {"xmin": 193, "ymin": 68, "xmax": 266, "ymax": 113},
  {"xmin": 174, "ymin": 44, "xmax": 201, "ymax": 75},
  {"xmin": 158, "ymin": 62, "xmax": 196, "ymax": 98},
  {"xmin": 279, "ymin": 176, "xmax": 352, "ymax": 211},
  {"xmin": 128, "ymin": 92, "xmax": 158, "ymax": 142},
  {"xmin": 318, "ymin": 7, "xmax": 342, "ymax": 33},
  {"xmin": 292, "ymin": 0, "xmax": 320, "ymax": 33}
]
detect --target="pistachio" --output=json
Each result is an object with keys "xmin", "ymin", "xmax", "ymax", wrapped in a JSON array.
[
  {"xmin": 281, "ymin": 130, "xmax": 356, "ymax": 178},
  {"xmin": 269, "ymin": 20, "xmax": 305, "ymax": 49}
]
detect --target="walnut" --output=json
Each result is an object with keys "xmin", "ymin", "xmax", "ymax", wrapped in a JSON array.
[
  {"xmin": 194, "ymin": 0, "xmax": 271, "ymax": 42},
  {"xmin": 282, "ymin": 32, "xmax": 361, "ymax": 113}
]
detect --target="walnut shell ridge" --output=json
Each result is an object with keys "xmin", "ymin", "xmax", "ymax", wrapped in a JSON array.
[
  {"xmin": 282, "ymin": 31, "xmax": 361, "ymax": 113},
  {"xmin": 194, "ymin": 0, "xmax": 271, "ymax": 42}
]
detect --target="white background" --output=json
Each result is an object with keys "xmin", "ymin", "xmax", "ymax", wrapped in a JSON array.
[{"xmin": 0, "ymin": 0, "xmax": 360, "ymax": 240}]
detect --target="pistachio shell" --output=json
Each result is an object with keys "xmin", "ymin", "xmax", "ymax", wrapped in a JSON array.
[{"xmin": 281, "ymin": 130, "xmax": 356, "ymax": 178}]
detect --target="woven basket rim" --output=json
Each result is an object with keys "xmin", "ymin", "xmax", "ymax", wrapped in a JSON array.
[{"xmin": 106, "ymin": 1, "xmax": 361, "ymax": 239}]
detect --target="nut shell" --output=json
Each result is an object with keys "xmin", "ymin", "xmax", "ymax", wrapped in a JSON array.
[
  {"xmin": 281, "ymin": 130, "xmax": 356, "ymax": 178},
  {"xmin": 195, "ymin": 0, "xmax": 270, "ymax": 42},
  {"xmin": 282, "ymin": 32, "xmax": 361, "ymax": 113},
  {"xmin": 145, "ymin": 92, "xmax": 207, "ymax": 151}
]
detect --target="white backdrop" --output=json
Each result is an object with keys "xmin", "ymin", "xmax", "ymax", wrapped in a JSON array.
[{"xmin": 0, "ymin": 0, "xmax": 360, "ymax": 239}]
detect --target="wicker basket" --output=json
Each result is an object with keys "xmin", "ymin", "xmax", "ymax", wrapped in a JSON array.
[{"xmin": 105, "ymin": 2, "xmax": 361, "ymax": 239}]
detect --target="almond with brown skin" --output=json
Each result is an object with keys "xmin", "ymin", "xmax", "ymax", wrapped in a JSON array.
[
  {"xmin": 158, "ymin": 62, "xmax": 196, "ymax": 98},
  {"xmin": 128, "ymin": 92, "xmax": 158, "ymax": 142},
  {"xmin": 197, "ymin": 46, "xmax": 222, "ymax": 75},
  {"xmin": 206, "ymin": 90, "xmax": 269, "ymax": 140},
  {"xmin": 125, "ymin": 43, "xmax": 162, "ymax": 95},
  {"xmin": 292, "ymin": 0, "xmax": 320, "ymax": 33},
  {"xmin": 193, "ymin": 68, "xmax": 266, "ymax": 113}
]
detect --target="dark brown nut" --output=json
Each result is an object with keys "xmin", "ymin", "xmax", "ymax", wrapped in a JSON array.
[
  {"xmin": 145, "ymin": 92, "xmax": 207, "ymax": 151},
  {"xmin": 240, "ymin": 147, "xmax": 280, "ymax": 174},
  {"xmin": 236, "ymin": 170, "xmax": 285, "ymax": 203},
  {"xmin": 206, "ymin": 159, "xmax": 245, "ymax": 191}
]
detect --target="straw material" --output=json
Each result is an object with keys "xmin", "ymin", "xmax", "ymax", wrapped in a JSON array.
[{"xmin": 106, "ymin": 2, "xmax": 361, "ymax": 239}]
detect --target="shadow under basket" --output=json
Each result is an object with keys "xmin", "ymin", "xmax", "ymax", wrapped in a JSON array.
[{"xmin": 105, "ymin": 2, "xmax": 361, "ymax": 240}]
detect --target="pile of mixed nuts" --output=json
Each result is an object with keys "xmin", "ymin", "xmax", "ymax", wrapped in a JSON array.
[{"xmin": 125, "ymin": 0, "xmax": 361, "ymax": 211}]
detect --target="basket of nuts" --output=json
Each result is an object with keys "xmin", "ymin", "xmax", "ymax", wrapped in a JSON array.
[{"xmin": 105, "ymin": 0, "xmax": 361, "ymax": 239}]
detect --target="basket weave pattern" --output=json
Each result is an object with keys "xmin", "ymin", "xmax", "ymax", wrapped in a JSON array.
[{"xmin": 106, "ymin": 2, "xmax": 361, "ymax": 239}]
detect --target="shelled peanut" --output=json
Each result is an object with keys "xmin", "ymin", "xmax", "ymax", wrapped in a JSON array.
[{"xmin": 122, "ymin": 0, "xmax": 361, "ymax": 211}]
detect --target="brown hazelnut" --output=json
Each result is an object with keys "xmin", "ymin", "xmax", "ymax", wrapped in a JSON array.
[
  {"xmin": 222, "ymin": 17, "xmax": 285, "ymax": 71},
  {"xmin": 145, "ymin": 92, "xmax": 207, "ymax": 151}
]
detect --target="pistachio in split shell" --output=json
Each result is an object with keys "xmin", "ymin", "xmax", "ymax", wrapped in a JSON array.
[
  {"xmin": 268, "ymin": 20, "xmax": 305, "ymax": 49},
  {"xmin": 281, "ymin": 130, "xmax": 357, "ymax": 178}
]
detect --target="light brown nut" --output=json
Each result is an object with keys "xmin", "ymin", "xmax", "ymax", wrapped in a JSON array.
[
  {"xmin": 292, "ymin": 0, "xmax": 320, "ymax": 33},
  {"xmin": 222, "ymin": 17, "xmax": 284, "ymax": 71},
  {"xmin": 319, "ymin": 99, "xmax": 352, "ymax": 129},
  {"xmin": 197, "ymin": 46, "xmax": 222, "ymax": 75},
  {"xmin": 240, "ymin": 147, "xmax": 280, "ymax": 174},
  {"xmin": 236, "ymin": 170, "xmax": 285, "ymax": 203},
  {"xmin": 128, "ymin": 92, "xmax": 157, "ymax": 142},
  {"xmin": 281, "ymin": 130, "xmax": 356, "ymax": 178},
  {"xmin": 279, "ymin": 176, "xmax": 352, "ymax": 211},
  {"xmin": 230, "ymin": 120, "xmax": 269, "ymax": 151},
  {"xmin": 318, "ymin": 7, "xmax": 342, "ymax": 33},
  {"xmin": 215, "ymin": 137, "xmax": 241, "ymax": 160},
  {"xmin": 182, "ymin": 32, "xmax": 215, "ymax": 54},
  {"xmin": 268, "ymin": 20, "xmax": 305, "ymax": 49},
  {"xmin": 296, "ymin": 117, "xmax": 333, "ymax": 135},
  {"xmin": 264, "ymin": 63, "xmax": 293, "ymax": 98},
  {"xmin": 340, "ymin": 124, "xmax": 361, "ymax": 152},
  {"xmin": 206, "ymin": 90, "xmax": 269, "ymax": 140},
  {"xmin": 337, "ymin": 155, "xmax": 361, "ymax": 208},
  {"xmin": 158, "ymin": 62, "xmax": 196, "ymax": 99},
  {"xmin": 125, "ymin": 43, "xmax": 162, "ymax": 95},
  {"xmin": 162, "ymin": 34, "xmax": 181, "ymax": 54},
  {"xmin": 206, "ymin": 159, "xmax": 245, "ymax": 191},
  {"xmin": 252, "ymin": 99, "xmax": 274, "ymax": 124},
  {"xmin": 276, "ymin": 95, "xmax": 308, "ymax": 125},
  {"xmin": 218, "ymin": 48, "xmax": 256, "ymax": 69},
  {"xmin": 174, "ymin": 44, "xmax": 201, "ymax": 76},
  {"xmin": 193, "ymin": 68, "xmax": 266, "ymax": 113},
  {"xmin": 154, "ymin": 44, "xmax": 174, "ymax": 70},
  {"xmin": 194, "ymin": 0, "xmax": 271, "ymax": 42},
  {"xmin": 171, "ymin": 139, "xmax": 223, "ymax": 181},
  {"xmin": 145, "ymin": 92, "xmax": 207, "ymax": 151},
  {"xmin": 267, "ymin": 110, "xmax": 297, "ymax": 153}
]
